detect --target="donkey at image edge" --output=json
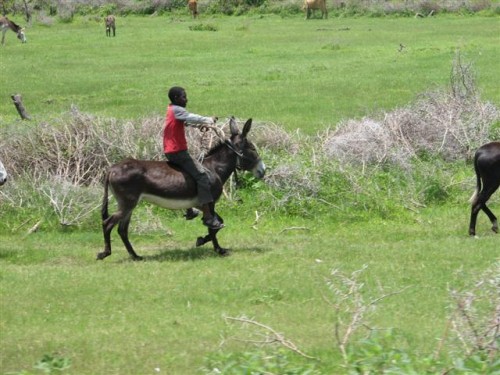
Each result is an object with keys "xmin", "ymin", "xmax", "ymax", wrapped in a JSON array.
[
  {"xmin": 469, "ymin": 141, "xmax": 500, "ymax": 236},
  {"xmin": 0, "ymin": 160, "xmax": 7, "ymax": 186}
]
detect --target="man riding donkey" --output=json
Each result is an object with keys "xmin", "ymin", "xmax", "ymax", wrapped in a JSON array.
[{"xmin": 163, "ymin": 86, "xmax": 224, "ymax": 230}]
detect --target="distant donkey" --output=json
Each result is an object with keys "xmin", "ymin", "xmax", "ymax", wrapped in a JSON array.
[
  {"xmin": 469, "ymin": 141, "xmax": 500, "ymax": 236},
  {"xmin": 0, "ymin": 16, "xmax": 27, "ymax": 45},
  {"xmin": 0, "ymin": 160, "xmax": 7, "ymax": 186},
  {"xmin": 105, "ymin": 15, "xmax": 116, "ymax": 37},
  {"xmin": 188, "ymin": 0, "xmax": 198, "ymax": 18}
]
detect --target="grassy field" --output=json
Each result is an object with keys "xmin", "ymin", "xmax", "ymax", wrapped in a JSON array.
[
  {"xmin": 0, "ymin": 13, "xmax": 499, "ymax": 375},
  {"xmin": 1, "ymin": 205, "xmax": 498, "ymax": 374},
  {"xmin": 1, "ymin": 14, "xmax": 499, "ymax": 132}
]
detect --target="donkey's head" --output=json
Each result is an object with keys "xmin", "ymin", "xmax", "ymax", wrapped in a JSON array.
[
  {"xmin": 17, "ymin": 28, "xmax": 26, "ymax": 43},
  {"xmin": 228, "ymin": 117, "xmax": 266, "ymax": 179}
]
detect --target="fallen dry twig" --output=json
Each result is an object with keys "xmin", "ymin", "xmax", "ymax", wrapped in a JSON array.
[{"xmin": 225, "ymin": 316, "xmax": 318, "ymax": 360}]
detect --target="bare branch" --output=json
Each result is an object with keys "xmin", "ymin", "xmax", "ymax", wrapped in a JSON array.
[{"xmin": 225, "ymin": 316, "xmax": 318, "ymax": 360}]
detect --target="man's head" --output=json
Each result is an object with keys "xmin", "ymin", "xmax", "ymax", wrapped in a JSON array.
[{"xmin": 168, "ymin": 86, "xmax": 187, "ymax": 107}]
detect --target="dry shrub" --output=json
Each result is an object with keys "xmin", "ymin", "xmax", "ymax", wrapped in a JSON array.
[
  {"xmin": 393, "ymin": 90, "xmax": 496, "ymax": 160},
  {"xmin": 250, "ymin": 122, "xmax": 318, "ymax": 205},
  {"xmin": 265, "ymin": 162, "xmax": 320, "ymax": 197},
  {"xmin": 445, "ymin": 262, "xmax": 500, "ymax": 361},
  {"xmin": 250, "ymin": 121, "xmax": 301, "ymax": 155},
  {"xmin": 38, "ymin": 175, "xmax": 103, "ymax": 226},
  {"xmin": 331, "ymin": 0, "xmax": 496, "ymax": 14},
  {"xmin": 322, "ymin": 55, "xmax": 499, "ymax": 169},
  {"xmin": 36, "ymin": 12, "xmax": 55, "ymax": 26},
  {"xmin": 1, "ymin": 107, "xmax": 164, "ymax": 185},
  {"xmin": 322, "ymin": 118, "xmax": 409, "ymax": 168}
]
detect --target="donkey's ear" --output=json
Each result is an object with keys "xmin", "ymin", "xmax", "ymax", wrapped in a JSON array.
[
  {"xmin": 229, "ymin": 116, "xmax": 239, "ymax": 136},
  {"xmin": 242, "ymin": 118, "xmax": 252, "ymax": 137}
]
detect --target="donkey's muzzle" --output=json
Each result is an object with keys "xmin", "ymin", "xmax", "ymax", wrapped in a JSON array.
[{"xmin": 253, "ymin": 160, "xmax": 266, "ymax": 179}]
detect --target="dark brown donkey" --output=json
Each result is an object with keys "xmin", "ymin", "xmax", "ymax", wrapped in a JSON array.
[
  {"xmin": 469, "ymin": 141, "xmax": 500, "ymax": 236},
  {"xmin": 0, "ymin": 16, "xmax": 27, "ymax": 45},
  {"xmin": 98, "ymin": 118, "xmax": 266, "ymax": 260},
  {"xmin": 105, "ymin": 15, "xmax": 115, "ymax": 37}
]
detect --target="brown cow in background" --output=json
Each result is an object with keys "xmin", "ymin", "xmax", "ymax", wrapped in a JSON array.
[
  {"xmin": 188, "ymin": 0, "xmax": 198, "ymax": 18},
  {"xmin": 303, "ymin": 0, "xmax": 328, "ymax": 19}
]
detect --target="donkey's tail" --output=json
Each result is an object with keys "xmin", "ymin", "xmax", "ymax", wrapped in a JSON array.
[
  {"xmin": 102, "ymin": 172, "xmax": 110, "ymax": 222},
  {"xmin": 469, "ymin": 153, "xmax": 482, "ymax": 204}
]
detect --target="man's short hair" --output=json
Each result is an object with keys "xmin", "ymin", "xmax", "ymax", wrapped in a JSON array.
[{"xmin": 168, "ymin": 86, "xmax": 185, "ymax": 104}]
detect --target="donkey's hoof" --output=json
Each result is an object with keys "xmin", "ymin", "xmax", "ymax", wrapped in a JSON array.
[
  {"xmin": 131, "ymin": 255, "xmax": 144, "ymax": 261},
  {"xmin": 96, "ymin": 252, "xmax": 110, "ymax": 260},
  {"xmin": 196, "ymin": 236, "xmax": 206, "ymax": 247},
  {"xmin": 216, "ymin": 248, "xmax": 230, "ymax": 257}
]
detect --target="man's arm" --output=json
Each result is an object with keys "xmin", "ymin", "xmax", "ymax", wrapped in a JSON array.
[{"xmin": 172, "ymin": 105, "xmax": 214, "ymax": 126}]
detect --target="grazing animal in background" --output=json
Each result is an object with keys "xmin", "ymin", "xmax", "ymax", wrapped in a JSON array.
[
  {"xmin": 303, "ymin": 0, "xmax": 328, "ymax": 19},
  {"xmin": 0, "ymin": 160, "xmax": 7, "ymax": 186},
  {"xmin": 188, "ymin": 0, "xmax": 198, "ymax": 18},
  {"xmin": 0, "ymin": 16, "xmax": 27, "ymax": 45},
  {"xmin": 469, "ymin": 141, "xmax": 500, "ymax": 236},
  {"xmin": 98, "ymin": 117, "xmax": 266, "ymax": 261},
  {"xmin": 105, "ymin": 15, "xmax": 116, "ymax": 37}
]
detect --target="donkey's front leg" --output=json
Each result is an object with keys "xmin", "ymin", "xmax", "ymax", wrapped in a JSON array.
[{"xmin": 195, "ymin": 214, "xmax": 229, "ymax": 256}]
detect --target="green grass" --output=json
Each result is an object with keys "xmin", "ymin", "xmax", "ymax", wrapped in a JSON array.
[
  {"xmin": 1, "ymin": 14, "xmax": 499, "ymax": 133},
  {"xmin": 1, "ymin": 205, "xmax": 498, "ymax": 374},
  {"xmin": 1, "ymin": 13, "xmax": 499, "ymax": 374}
]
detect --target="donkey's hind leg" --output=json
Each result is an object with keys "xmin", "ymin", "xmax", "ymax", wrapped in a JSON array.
[
  {"xmin": 470, "ymin": 182, "xmax": 499, "ymax": 236},
  {"xmin": 98, "ymin": 214, "xmax": 120, "ymax": 260},
  {"xmin": 117, "ymin": 213, "xmax": 143, "ymax": 261}
]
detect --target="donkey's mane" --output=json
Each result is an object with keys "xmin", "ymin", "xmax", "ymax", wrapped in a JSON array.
[
  {"xmin": 6, "ymin": 18, "xmax": 21, "ymax": 29},
  {"xmin": 204, "ymin": 139, "xmax": 228, "ymax": 157}
]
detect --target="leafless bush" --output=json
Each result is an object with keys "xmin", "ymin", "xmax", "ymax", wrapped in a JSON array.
[
  {"xmin": 223, "ymin": 316, "xmax": 317, "ymax": 359},
  {"xmin": 250, "ymin": 121, "xmax": 301, "ymax": 155},
  {"xmin": 325, "ymin": 265, "xmax": 410, "ymax": 363},
  {"xmin": 442, "ymin": 262, "xmax": 500, "ymax": 362},
  {"xmin": 36, "ymin": 11, "xmax": 55, "ymax": 26},
  {"xmin": 0, "ymin": 173, "xmax": 36, "ymax": 209},
  {"xmin": 322, "ymin": 118, "xmax": 410, "ymax": 169},
  {"xmin": 331, "ymin": 0, "xmax": 496, "ymax": 14},
  {"xmin": 264, "ymin": 162, "xmax": 320, "ymax": 202},
  {"xmin": 1, "ymin": 107, "xmax": 165, "ymax": 185},
  {"xmin": 250, "ymin": 122, "xmax": 319, "ymax": 204},
  {"xmin": 450, "ymin": 52, "xmax": 477, "ymax": 100},
  {"xmin": 322, "ymin": 55, "xmax": 499, "ymax": 168},
  {"xmin": 38, "ymin": 175, "xmax": 102, "ymax": 226}
]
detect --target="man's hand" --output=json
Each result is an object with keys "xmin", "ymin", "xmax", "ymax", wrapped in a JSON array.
[{"xmin": 200, "ymin": 123, "xmax": 225, "ymax": 139}]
